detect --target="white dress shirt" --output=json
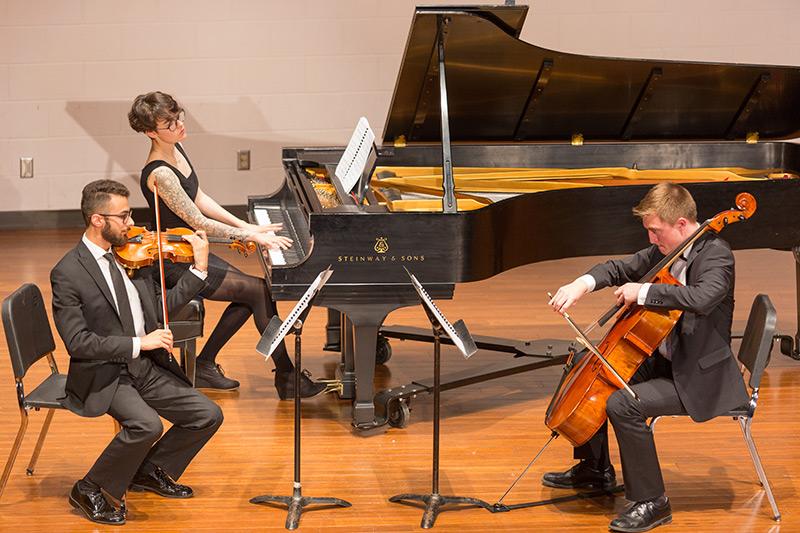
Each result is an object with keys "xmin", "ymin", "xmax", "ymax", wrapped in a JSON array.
[
  {"xmin": 576, "ymin": 243, "xmax": 692, "ymax": 301},
  {"xmin": 576, "ymin": 243, "xmax": 692, "ymax": 360},
  {"xmin": 82, "ymin": 234, "xmax": 207, "ymax": 358},
  {"xmin": 82, "ymin": 234, "xmax": 145, "ymax": 357}
]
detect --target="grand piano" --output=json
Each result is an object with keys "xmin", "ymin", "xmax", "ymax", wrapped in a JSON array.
[{"xmin": 248, "ymin": 4, "xmax": 800, "ymax": 430}]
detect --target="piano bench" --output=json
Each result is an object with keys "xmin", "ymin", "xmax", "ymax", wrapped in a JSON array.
[{"xmin": 170, "ymin": 298, "xmax": 204, "ymax": 386}]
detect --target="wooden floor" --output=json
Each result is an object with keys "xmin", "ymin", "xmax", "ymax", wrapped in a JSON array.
[{"xmin": 0, "ymin": 228, "xmax": 797, "ymax": 532}]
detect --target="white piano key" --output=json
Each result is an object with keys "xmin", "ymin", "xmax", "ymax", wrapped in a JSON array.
[{"xmin": 253, "ymin": 207, "xmax": 287, "ymax": 266}]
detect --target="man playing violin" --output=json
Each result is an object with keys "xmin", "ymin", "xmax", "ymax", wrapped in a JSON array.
[
  {"xmin": 50, "ymin": 179, "xmax": 223, "ymax": 525},
  {"xmin": 546, "ymin": 182, "xmax": 749, "ymax": 532}
]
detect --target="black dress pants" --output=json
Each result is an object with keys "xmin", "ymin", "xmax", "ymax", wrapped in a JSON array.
[
  {"xmin": 573, "ymin": 353, "xmax": 686, "ymax": 501},
  {"xmin": 85, "ymin": 358, "xmax": 223, "ymax": 499}
]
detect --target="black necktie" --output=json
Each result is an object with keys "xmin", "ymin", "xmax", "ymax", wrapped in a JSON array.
[{"xmin": 104, "ymin": 253, "xmax": 136, "ymax": 336}]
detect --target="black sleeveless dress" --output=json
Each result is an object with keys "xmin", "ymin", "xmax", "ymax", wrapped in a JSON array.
[{"xmin": 139, "ymin": 143, "xmax": 227, "ymax": 293}]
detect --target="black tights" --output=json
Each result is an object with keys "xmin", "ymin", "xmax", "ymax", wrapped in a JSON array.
[{"xmin": 196, "ymin": 262, "xmax": 291, "ymax": 372}]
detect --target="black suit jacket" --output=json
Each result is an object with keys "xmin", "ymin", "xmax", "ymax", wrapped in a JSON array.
[
  {"xmin": 587, "ymin": 233, "xmax": 749, "ymax": 422},
  {"xmin": 50, "ymin": 240, "xmax": 206, "ymax": 417}
]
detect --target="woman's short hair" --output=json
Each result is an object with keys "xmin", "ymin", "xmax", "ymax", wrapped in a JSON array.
[
  {"xmin": 128, "ymin": 91, "xmax": 183, "ymax": 133},
  {"xmin": 632, "ymin": 182, "xmax": 697, "ymax": 224},
  {"xmin": 81, "ymin": 179, "xmax": 129, "ymax": 226}
]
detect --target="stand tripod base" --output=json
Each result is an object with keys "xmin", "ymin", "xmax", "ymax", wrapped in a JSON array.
[
  {"xmin": 250, "ymin": 491, "xmax": 351, "ymax": 530},
  {"xmin": 389, "ymin": 492, "xmax": 492, "ymax": 528}
]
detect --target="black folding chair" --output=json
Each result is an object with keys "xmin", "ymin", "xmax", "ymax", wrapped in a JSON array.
[
  {"xmin": 650, "ymin": 294, "xmax": 780, "ymax": 521},
  {"xmin": 171, "ymin": 297, "xmax": 204, "ymax": 385},
  {"xmin": 0, "ymin": 283, "xmax": 68, "ymax": 500}
]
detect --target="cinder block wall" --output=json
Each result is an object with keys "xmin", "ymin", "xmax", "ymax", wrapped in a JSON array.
[{"xmin": 1, "ymin": 0, "xmax": 798, "ymax": 213}]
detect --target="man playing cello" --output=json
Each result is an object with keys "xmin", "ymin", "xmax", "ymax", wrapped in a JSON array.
[{"xmin": 546, "ymin": 182, "xmax": 749, "ymax": 532}]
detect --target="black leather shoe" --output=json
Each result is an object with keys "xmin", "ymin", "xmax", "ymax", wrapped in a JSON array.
[
  {"xmin": 274, "ymin": 368, "xmax": 326, "ymax": 399},
  {"xmin": 542, "ymin": 461, "xmax": 617, "ymax": 490},
  {"xmin": 130, "ymin": 466, "xmax": 193, "ymax": 498},
  {"xmin": 69, "ymin": 481, "xmax": 126, "ymax": 525},
  {"xmin": 609, "ymin": 496, "xmax": 672, "ymax": 532},
  {"xmin": 195, "ymin": 361, "xmax": 240, "ymax": 391}
]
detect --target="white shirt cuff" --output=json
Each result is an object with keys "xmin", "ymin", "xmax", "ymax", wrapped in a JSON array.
[
  {"xmin": 132, "ymin": 336, "xmax": 141, "ymax": 358},
  {"xmin": 189, "ymin": 265, "xmax": 208, "ymax": 280},
  {"xmin": 637, "ymin": 282, "xmax": 653, "ymax": 305},
  {"xmin": 577, "ymin": 274, "xmax": 596, "ymax": 293}
]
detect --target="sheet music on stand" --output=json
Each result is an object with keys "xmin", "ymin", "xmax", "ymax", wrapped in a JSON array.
[
  {"xmin": 404, "ymin": 267, "xmax": 477, "ymax": 359},
  {"xmin": 334, "ymin": 116, "xmax": 376, "ymax": 202},
  {"xmin": 256, "ymin": 267, "xmax": 334, "ymax": 359}
]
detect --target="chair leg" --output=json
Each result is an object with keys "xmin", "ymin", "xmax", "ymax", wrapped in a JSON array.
[
  {"xmin": 0, "ymin": 407, "xmax": 30, "ymax": 500},
  {"xmin": 26, "ymin": 408, "xmax": 55, "ymax": 475},
  {"xmin": 737, "ymin": 416, "xmax": 781, "ymax": 521},
  {"xmin": 649, "ymin": 416, "xmax": 662, "ymax": 432},
  {"xmin": 182, "ymin": 339, "xmax": 197, "ymax": 386}
]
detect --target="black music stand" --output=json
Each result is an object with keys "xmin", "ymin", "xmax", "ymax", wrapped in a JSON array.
[
  {"xmin": 250, "ymin": 267, "xmax": 351, "ymax": 530},
  {"xmin": 389, "ymin": 268, "xmax": 492, "ymax": 528}
]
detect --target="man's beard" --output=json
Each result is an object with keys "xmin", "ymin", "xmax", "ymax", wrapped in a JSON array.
[{"xmin": 101, "ymin": 220, "xmax": 128, "ymax": 247}]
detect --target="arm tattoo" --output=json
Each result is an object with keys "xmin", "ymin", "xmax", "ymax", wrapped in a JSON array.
[{"xmin": 150, "ymin": 167, "xmax": 251, "ymax": 240}]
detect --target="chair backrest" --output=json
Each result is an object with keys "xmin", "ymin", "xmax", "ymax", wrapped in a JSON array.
[
  {"xmin": 2, "ymin": 283, "xmax": 56, "ymax": 379},
  {"xmin": 737, "ymin": 294, "xmax": 777, "ymax": 390}
]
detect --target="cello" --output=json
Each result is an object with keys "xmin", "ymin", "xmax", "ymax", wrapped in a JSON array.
[{"xmin": 494, "ymin": 192, "xmax": 756, "ymax": 508}]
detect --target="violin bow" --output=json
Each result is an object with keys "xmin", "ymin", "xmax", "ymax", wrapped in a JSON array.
[
  {"xmin": 547, "ymin": 293, "xmax": 638, "ymax": 400},
  {"xmin": 152, "ymin": 179, "xmax": 170, "ymax": 329}
]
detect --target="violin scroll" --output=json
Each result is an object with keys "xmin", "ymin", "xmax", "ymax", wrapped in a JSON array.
[{"xmin": 230, "ymin": 240, "xmax": 257, "ymax": 257}]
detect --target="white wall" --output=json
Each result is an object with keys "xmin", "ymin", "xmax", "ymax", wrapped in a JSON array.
[{"xmin": 1, "ymin": 0, "xmax": 799, "ymax": 212}]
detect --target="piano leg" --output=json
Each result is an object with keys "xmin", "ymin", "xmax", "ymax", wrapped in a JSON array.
[
  {"xmin": 336, "ymin": 314, "xmax": 356, "ymax": 399},
  {"xmin": 323, "ymin": 308, "xmax": 341, "ymax": 352},
  {"xmin": 333, "ymin": 305, "xmax": 393, "ymax": 429},
  {"xmin": 352, "ymin": 322, "xmax": 382, "ymax": 429},
  {"xmin": 780, "ymin": 247, "xmax": 800, "ymax": 360}
]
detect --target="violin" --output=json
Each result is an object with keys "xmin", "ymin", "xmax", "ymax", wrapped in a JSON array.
[{"xmin": 113, "ymin": 226, "xmax": 256, "ymax": 272}]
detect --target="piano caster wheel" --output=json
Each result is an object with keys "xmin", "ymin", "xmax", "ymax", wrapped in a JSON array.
[
  {"xmin": 376, "ymin": 335, "xmax": 392, "ymax": 365},
  {"xmin": 388, "ymin": 400, "xmax": 410, "ymax": 429}
]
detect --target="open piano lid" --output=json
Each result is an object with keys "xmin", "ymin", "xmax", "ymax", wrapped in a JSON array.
[{"xmin": 382, "ymin": 5, "xmax": 800, "ymax": 145}]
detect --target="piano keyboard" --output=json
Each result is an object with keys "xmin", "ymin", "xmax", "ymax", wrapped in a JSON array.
[{"xmin": 252, "ymin": 205, "xmax": 302, "ymax": 266}]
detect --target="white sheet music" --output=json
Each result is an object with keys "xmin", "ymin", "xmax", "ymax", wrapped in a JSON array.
[
  {"xmin": 256, "ymin": 267, "xmax": 333, "ymax": 358},
  {"xmin": 335, "ymin": 117, "xmax": 375, "ymax": 194},
  {"xmin": 406, "ymin": 270, "xmax": 476, "ymax": 359}
]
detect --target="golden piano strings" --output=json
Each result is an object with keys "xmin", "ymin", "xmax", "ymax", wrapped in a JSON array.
[{"xmin": 305, "ymin": 164, "xmax": 798, "ymax": 213}]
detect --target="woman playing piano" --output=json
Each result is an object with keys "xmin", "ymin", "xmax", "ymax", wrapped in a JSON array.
[{"xmin": 128, "ymin": 91, "xmax": 324, "ymax": 398}]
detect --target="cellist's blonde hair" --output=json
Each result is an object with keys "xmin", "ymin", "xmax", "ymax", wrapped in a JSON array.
[{"xmin": 633, "ymin": 182, "xmax": 697, "ymax": 224}]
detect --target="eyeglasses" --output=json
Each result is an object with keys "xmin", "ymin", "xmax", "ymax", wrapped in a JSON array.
[
  {"xmin": 100, "ymin": 211, "xmax": 132, "ymax": 223},
  {"xmin": 156, "ymin": 111, "xmax": 186, "ymax": 132}
]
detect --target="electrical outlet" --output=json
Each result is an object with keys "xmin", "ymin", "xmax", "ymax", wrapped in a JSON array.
[
  {"xmin": 20, "ymin": 157, "xmax": 33, "ymax": 179},
  {"xmin": 237, "ymin": 150, "xmax": 251, "ymax": 171}
]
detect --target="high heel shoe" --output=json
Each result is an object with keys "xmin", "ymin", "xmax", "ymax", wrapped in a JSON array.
[{"xmin": 273, "ymin": 368, "xmax": 326, "ymax": 399}]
